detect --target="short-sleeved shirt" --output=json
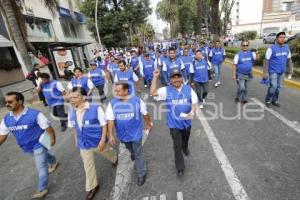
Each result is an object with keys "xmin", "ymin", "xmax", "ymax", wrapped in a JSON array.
[{"xmin": 154, "ymin": 86, "xmax": 198, "ymax": 104}]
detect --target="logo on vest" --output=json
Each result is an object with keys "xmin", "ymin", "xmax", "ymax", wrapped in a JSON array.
[
  {"xmin": 241, "ymin": 57, "xmax": 252, "ymax": 62},
  {"xmin": 9, "ymin": 125, "xmax": 28, "ymax": 131},
  {"xmin": 171, "ymin": 99, "xmax": 188, "ymax": 105},
  {"xmin": 116, "ymin": 113, "xmax": 134, "ymax": 120},
  {"xmin": 275, "ymin": 52, "xmax": 288, "ymax": 57}
]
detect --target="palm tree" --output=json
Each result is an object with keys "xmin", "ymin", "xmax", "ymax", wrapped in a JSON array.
[
  {"xmin": 156, "ymin": 0, "xmax": 177, "ymax": 38},
  {"xmin": 0, "ymin": 0, "xmax": 59, "ymax": 72}
]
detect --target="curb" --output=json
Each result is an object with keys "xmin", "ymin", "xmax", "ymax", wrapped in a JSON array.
[{"xmin": 225, "ymin": 59, "xmax": 300, "ymax": 90}]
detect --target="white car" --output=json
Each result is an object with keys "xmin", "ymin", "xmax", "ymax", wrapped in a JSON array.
[{"xmin": 263, "ymin": 33, "xmax": 277, "ymax": 44}]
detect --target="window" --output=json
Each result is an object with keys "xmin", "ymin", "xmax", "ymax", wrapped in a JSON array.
[
  {"xmin": 281, "ymin": 2, "xmax": 294, "ymax": 11},
  {"xmin": 60, "ymin": 20, "xmax": 82, "ymax": 38}
]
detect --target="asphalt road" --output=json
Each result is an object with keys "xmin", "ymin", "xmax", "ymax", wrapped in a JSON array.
[{"xmin": 1, "ymin": 63, "xmax": 300, "ymax": 200}]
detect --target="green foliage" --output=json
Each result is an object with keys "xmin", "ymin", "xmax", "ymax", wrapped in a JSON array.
[
  {"xmin": 236, "ymin": 31, "xmax": 257, "ymax": 40},
  {"xmin": 80, "ymin": 0, "xmax": 151, "ymax": 47}
]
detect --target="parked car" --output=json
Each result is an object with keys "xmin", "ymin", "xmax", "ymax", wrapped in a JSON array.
[
  {"xmin": 263, "ymin": 33, "xmax": 277, "ymax": 44},
  {"xmin": 287, "ymin": 32, "xmax": 300, "ymax": 43}
]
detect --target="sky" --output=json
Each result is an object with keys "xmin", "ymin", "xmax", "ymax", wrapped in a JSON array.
[{"xmin": 147, "ymin": 0, "xmax": 168, "ymax": 34}]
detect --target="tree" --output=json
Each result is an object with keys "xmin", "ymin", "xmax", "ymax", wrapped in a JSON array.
[
  {"xmin": 156, "ymin": 0, "xmax": 177, "ymax": 38},
  {"xmin": 0, "ymin": 0, "xmax": 59, "ymax": 72},
  {"xmin": 80, "ymin": 0, "xmax": 152, "ymax": 47},
  {"xmin": 220, "ymin": 0, "xmax": 235, "ymax": 35},
  {"xmin": 138, "ymin": 23, "xmax": 155, "ymax": 45},
  {"xmin": 210, "ymin": 0, "xmax": 220, "ymax": 41}
]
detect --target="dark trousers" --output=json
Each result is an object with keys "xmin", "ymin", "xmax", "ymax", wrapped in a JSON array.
[
  {"xmin": 52, "ymin": 105, "xmax": 67, "ymax": 128},
  {"xmin": 194, "ymin": 82, "xmax": 208, "ymax": 103},
  {"xmin": 123, "ymin": 140, "xmax": 147, "ymax": 177},
  {"xmin": 170, "ymin": 126, "xmax": 191, "ymax": 171},
  {"xmin": 95, "ymin": 84, "xmax": 106, "ymax": 101}
]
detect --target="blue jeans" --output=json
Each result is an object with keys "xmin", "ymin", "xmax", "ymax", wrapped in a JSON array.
[
  {"xmin": 236, "ymin": 79, "xmax": 249, "ymax": 101},
  {"xmin": 213, "ymin": 64, "xmax": 222, "ymax": 83},
  {"xmin": 33, "ymin": 146, "xmax": 57, "ymax": 191},
  {"xmin": 123, "ymin": 140, "xmax": 147, "ymax": 177},
  {"xmin": 265, "ymin": 72, "xmax": 285, "ymax": 103}
]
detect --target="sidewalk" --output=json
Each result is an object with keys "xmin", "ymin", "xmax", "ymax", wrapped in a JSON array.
[{"xmin": 225, "ymin": 59, "xmax": 300, "ymax": 90}]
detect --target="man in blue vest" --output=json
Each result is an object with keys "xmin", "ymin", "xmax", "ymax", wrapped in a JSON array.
[
  {"xmin": 38, "ymin": 73, "xmax": 68, "ymax": 132},
  {"xmin": 140, "ymin": 52, "xmax": 156, "ymax": 88},
  {"xmin": 209, "ymin": 40, "xmax": 226, "ymax": 87},
  {"xmin": 150, "ymin": 69, "xmax": 198, "ymax": 177},
  {"xmin": 108, "ymin": 56, "xmax": 120, "ymax": 83},
  {"xmin": 232, "ymin": 40, "xmax": 259, "ymax": 104},
  {"xmin": 68, "ymin": 87, "xmax": 118, "ymax": 200},
  {"xmin": 162, "ymin": 47, "xmax": 185, "ymax": 85},
  {"xmin": 88, "ymin": 61, "xmax": 107, "ymax": 102},
  {"xmin": 263, "ymin": 32, "xmax": 294, "ymax": 107},
  {"xmin": 0, "ymin": 92, "xmax": 58, "ymax": 199},
  {"xmin": 106, "ymin": 82, "xmax": 152, "ymax": 186},
  {"xmin": 190, "ymin": 50, "xmax": 209, "ymax": 109},
  {"xmin": 180, "ymin": 48, "xmax": 193, "ymax": 83},
  {"xmin": 67, "ymin": 67, "xmax": 94, "ymax": 98},
  {"xmin": 114, "ymin": 60, "xmax": 139, "ymax": 94},
  {"xmin": 129, "ymin": 50, "xmax": 141, "ymax": 77}
]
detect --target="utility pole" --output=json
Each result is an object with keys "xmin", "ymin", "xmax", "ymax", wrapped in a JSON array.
[{"xmin": 95, "ymin": 0, "xmax": 103, "ymax": 53}]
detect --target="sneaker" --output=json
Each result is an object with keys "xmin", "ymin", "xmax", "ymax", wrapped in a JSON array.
[
  {"xmin": 272, "ymin": 102, "xmax": 280, "ymax": 107},
  {"xmin": 48, "ymin": 160, "xmax": 59, "ymax": 173},
  {"xmin": 234, "ymin": 97, "xmax": 239, "ymax": 103},
  {"xmin": 144, "ymin": 85, "xmax": 147, "ymax": 88},
  {"xmin": 31, "ymin": 189, "xmax": 48, "ymax": 199},
  {"xmin": 199, "ymin": 104, "xmax": 204, "ymax": 109},
  {"xmin": 203, "ymin": 99, "xmax": 206, "ymax": 103},
  {"xmin": 217, "ymin": 81, "xmax": 221, "ymax": 85},
  {"xmin": 265, "ymin": 101, "xmax": 271, "ymax": 107},
  {"xmin": 214, "ymin": 83, "xmax": 218, "ymax": 88}
]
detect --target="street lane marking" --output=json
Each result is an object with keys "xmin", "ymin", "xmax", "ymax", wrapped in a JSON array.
[
  {"xmin": 196, "ymin": 109, "xmax": 251, "ymax": 200},
  {"xmin": 251, "ymin": 98, "xmax": 300, "ymax": 134},
  {"xmin": 177, "ymin": 192, "xmax": 183, "ymax": 200},
  {"xmin": 150, "ymin": 196, "xmax": 157, "ymax": 200}
]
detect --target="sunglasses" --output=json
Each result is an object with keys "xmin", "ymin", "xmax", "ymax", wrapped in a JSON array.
[
  {"xmin": 5, "ymin": 101, "xmax": 14, "ymax": 104},
  {"xmin": 242, "ymin": 44, "xmax": 249, "ymax": 47}
]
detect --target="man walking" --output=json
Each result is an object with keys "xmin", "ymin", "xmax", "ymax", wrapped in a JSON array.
[
  {"xmin": 209, "ymin": 40, "xmax": 226, "ymax": 87},
  {"xmin": 140, "ymin": 52, "xmax": 156, "ymax": 88},
  {"xmin": 180, "ymin": 48, "xmax": 193, "ymax": 83},
  {"xmin": 263, "ymin": 32, "xmax": 293, "ymax": 107},
  {"xmin": 68, "ymin": 87, "xmax": 118, "ymax": 200},
  {"xmin": 232, "ymin": 40, "xmax": 259, "ymax": 104},
  {"xmin": 0, "ymin": 92, "xmax": 58, "ymax": 199},
  {"xmin": 106, "ymin": 82, "xmax": 152, "ymax": 186},
  {"xmin": 88, "ymin": 61, "xmax": 107, "ymax": 102},
  {"xmin": 150, "ymin": 69, "xmax": 198, "ymax": 176},
  {"xmin": 38, "ymin": 73, "xmax": 68, "ymax": 131},
  {"xmin": 190, "ymin": 50, "xmax": 209, "ymax": 109}
]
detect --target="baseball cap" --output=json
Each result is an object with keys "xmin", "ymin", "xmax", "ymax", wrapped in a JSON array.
[{"xmin": 170, "ymin": 69, "xmax": 182, "ymax": 78}]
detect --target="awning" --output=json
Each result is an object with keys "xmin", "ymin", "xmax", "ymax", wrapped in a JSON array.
[{"xmin": 0, "ymin": 34, "xmax": 13, "ymax": 47}]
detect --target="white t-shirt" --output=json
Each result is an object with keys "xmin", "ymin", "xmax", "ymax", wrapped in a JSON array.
[
  {"xmin": 67, "ymin": 105, "xmax": 107, "ymax": 128},
  {"xmin": 233, "ymin": 52, "xmax": 257, "ymax": 65},
  {"xmin": 162, "ymin": 59, "xmax": 185, "ymax": 72},
  {"xmin": 265, "ymin": 47, "xmax": 292, "ymax": 60},
  {"xmin": 154, "ymin": 86, "xmax": 198, "ymax": 104},
  {"xmin": 67, "ymin": 77, "xmax": 94, "ymax": 90},
  {"xmin": 0, "ymin": 108, "xmax": 50, "ymax": 135},
  {"xmin": 114, "ymin": 71, "xmax": 139, "ymax": 82},
  {"xmin": 106, "ymin": 99, "xmax": 148, "ymax": 120}
]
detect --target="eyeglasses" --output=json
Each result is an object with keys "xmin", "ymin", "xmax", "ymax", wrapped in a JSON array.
[
  {"xmin": 242, "ymin": 44, "xmax": 249, "ymax": 47},
  {"xmin": 5, "ymin": 101, "xmax": 13, "ymax": 104}
]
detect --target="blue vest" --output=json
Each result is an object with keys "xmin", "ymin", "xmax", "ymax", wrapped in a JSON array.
[
  {"xmin": 193, "ymin": 59, "xmax": 209, "ymax": 83},
  {"xmin": 70, "ymin": 76, "xmax": 90, "ymax": 93},
  {"xmin": 41, "ymin": 80, "xmax": 64, "ymax": 106},
  {"xmin": 142, "ymin": 59, "xmax": 155, "ymax": 80},
  {"xmin": 166, "ymin": 85, "xmax": 192, "ymax": 129},
  {"xmin": 268, "ymin": 44, "xmax": 290, "ymax": 74},
  {"xmin": 200, "ymin": 47, "xmax": 208, "ymax": 60},
  {"xmin": 110, "ymin": 63, "xmax": 120, "ymax": 75},
  {"xmin": 69, "ymin": 105, "xmax": 103, "ymax": 149},
  {"xmin": 180, "ymin": 55, "xmax": 193, "ymax": 75},
  {"xmin": 236, "ymin": 51, "xmax": 254, "ymax": 75},
  {"xmin": 116, "ymin": 70, "xmax": 134, "ymax": 83},
  {"xmin": 4, "ymin": 108, "xmax": 44, "ymax": 153},
  {"xmin": 211, "ymin": 48, "xmax": 225, "ymax": 65},
  {"xmin": 96, "ymin": 60, "xmax": 106, "ymax": 70},
  {"xmin": 89, "ymin": 68, "xmax": 105, "ymax": 86},
  {"xmin": 110, "ymin": 96, "xmax": 143, "ymax": 142},
  {"xmin": 164, "ymin": 57, "xmax": 183, "ymax": 78},
  {"xmin": 130, "ymin": 57, "xmax": 139, "ymax": 69}
]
